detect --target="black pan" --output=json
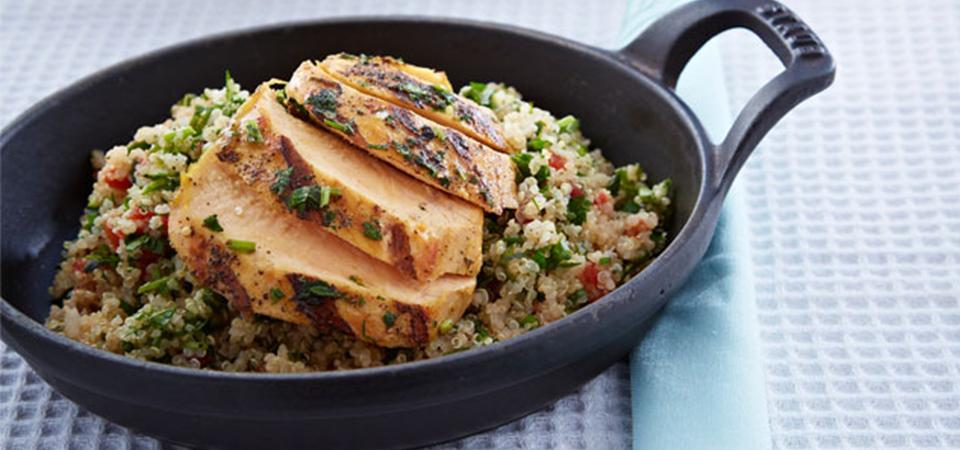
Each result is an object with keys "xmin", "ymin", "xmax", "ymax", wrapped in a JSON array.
[{"xmin": 0, "ymin": 1, "xmax": 834, "ymax": 448}]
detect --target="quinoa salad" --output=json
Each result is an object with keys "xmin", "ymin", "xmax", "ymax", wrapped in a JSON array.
[{"xmin": 47, "ymin": 72, "xmax": 672, "ymax": 373}]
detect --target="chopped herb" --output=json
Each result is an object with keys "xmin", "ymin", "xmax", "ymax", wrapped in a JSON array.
[
  {"xmin": 125, "ymin": 234, "xmax": 164, "ymax": 255},
  {"xmin": 226, "ymin": 239, "xmax": 256, "ymax": 253},
  {"xmin": 85, "ymin": 244, "xmax": 119, "ymax": 270},
  {"xmin": 599, "ymin": 256, "xmax": 612, "ymax": 265},
  {"xmin": 322, "ymin": 209, "xmax": 337, "ymax": 227},
  {"xmin": 270, "ymin": 287, "xmax": 284, "ymax": 303},
  {"xmin": 177, "ymin": 93, "xmax": 196, "ymax": 106},
  {"xmin": 527, "ymin": 138, "xmax": 547, "ymax": 151},
  {"xmin": 349, "ymin": 275, "xmax": 365, "ymax": 286},
  {"xmin": 530, "ymin": 241, "xmax": 574, "ymax": 272},
  {"xmin": 367, "ymin": 143, "xmax": 390, "ymax": 150},
  {"xmin": 82, "ymin": 209, "xmax": 98, "ymax": 231},
  {"xmin": 382, "ymin": 311, "xmax": 396, "ymax": 328},
  {"xmin": 577, "ymin": 144, "xmax": 589, "ymax": 156},
  {"xmin": 244, "ymin": 120, "xmax": 263, "ymax": 143},
  {"xmin": 141, "ymin": 173, "xmax": 179, "ymax": 194},
  {"xmin": 222, "ymin": 71, "xmax": 243, "ymax": 116},
  {"xmin": 503, "ymin": 236, "xmax": 524, "ymax": 246},
  {"xmin": 557, "ymin": 115, "xmax": 580, "ymax": 133},
  {"xmin": 519, "ymin": 314, "xmax": 540, "ymax": 328},
  {"xmin": 566, "ymin": 194, "xmax": 591, "ymax": 225},
  {"xmin": 651, "ymin": 230, "xmax": 667, "ymax": 243},
  {"xmin": 202, "ymin": 214, "xmax": 223, "ymax": 232},
  {"xmin": 147, "ymin": 307, "xmax": 175, "ymax": 327},
  {"xmin": 127, "ymin": 141, "xmax": 151, "ymax": 150},
  {"xmin": 137, "ymin": 276, "xmax": 172, "ymax": 295},
  {"xmin": 463, "ymin": 82, "xmax": 493, "ymax": 106},
  {"xmin": 287, "ymin": 185, "xmax": 323, "ymax": 213},
  {"xmin": 323, "ymin": 118, "xmax": 354, "ymax": 135},
  {"xmin": 362, "ymin": 220, "xmax": 382, "ymax": 241},
  {"xmin": 438, "ymin": 319, "xmax": 454, "ymax": 335},
  {"xmin": 296, "ymin": 279, "xmax": 342, "ymax": 299},
  {"xmin": 319, "ymin": 186, "xmax": 339, "ymax": 207},
  {"xmin": 270, "ymin": 167, "xmax": 293, "ymax": 194},
  {"xmin": 306, "ymin": 89, "xmax": 339, "ymax": 117}
]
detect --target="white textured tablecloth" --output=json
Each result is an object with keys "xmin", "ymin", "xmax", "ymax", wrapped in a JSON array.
[{"xmin": 3, "ymin": 0, "xmax": 959, "ymax": 449}]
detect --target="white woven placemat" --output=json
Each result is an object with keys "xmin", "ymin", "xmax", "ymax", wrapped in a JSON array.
[
  {"xmin": 0, "ymin": 1, "xmax": 632, "ymax": 449},
  {"xmin": 715, "ymin": 1, "xmax": 960, "ymax": 448}
]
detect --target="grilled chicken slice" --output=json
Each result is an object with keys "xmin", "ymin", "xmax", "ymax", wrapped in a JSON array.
[
  {"xmin": 319, "ymin": 54, "xmax": 513, "ymax": 153},
  {"xmin": 169, "ymin": 141, "xmax": 476, "ymax": 348},
  {"xmin": 286, "ymin": 61, "xmax": 518, "ymax": 214},
  {"xmin": 221, "ymin": 85, "xmax": 482, "ymax": 281}
]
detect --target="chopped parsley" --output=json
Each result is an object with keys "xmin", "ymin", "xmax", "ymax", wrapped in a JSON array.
[
  {"xmin": 367, "ymin": 143, "xmax": 390, "ymax": 150},
  {"xmin": 527, "ymin": 138, "xmax": 547, "ymax": 151},
  {"xmin": 244, "ymin": 120, "xmax": 263, "ymax": 143},
  {"xmin": 529, "ymin": 241, "xmax": 574, "ymax": 272},
  {"xmin": 557, "ymin": 115, "xmax": 580, "ymax": 133},
  {"xmin": 463, "ymin": 81, "xmax": 493, "ymax": 106},
  {"xmin": 519, "ymin": 314, "xmax": 540, "ymax": 328},
  {"xmin": 362, "ymin": 220, "xmax": 382, "ymax": 241},
  {"xmin": 124, "ymin": 234, "xmax": 165, "ymax": 255},
  {"xmin": 287, "ymin": 185, "xmax": 322, "ymax": 213},
  {"xmin": 270, "ymin": 287, "xmax": 284, "ymax": 303},
  {"xmin": 84, "ymin": 244, "xmax": 119, "ymax": 271},
  {"xmin": 382, "ymin": 311, "xmax": 397, "ymax": 328},
  {"xmin": 137, "ymin": 276, "xmax": 172, "ymax": 295},
  {"xmin": 202, "ymin": 214, "xmax": 223, "ymax": 232},
  {"xmin": 323, "ymin": 118, "xmax": 354, "ymax": 135},
  {"xmin": 599, "ymin": 256, "xmax": 612, "ymax": 265},
  {"xmin": 141, "ymin": 173, "xmax": 179, "ymax": 194},
  {"xmin": 270, "ymin": 167, "xmax": 293, "ymax": 194},
  {"xmin": 296, "ymin": 279, "xmax": 342, "ymax": 299},
  {"xmin": 225, "ymin": 239, "xmax": 256, "ymax": 254},
  {"xmin": 306, "ymin": 89, "xmax": 339, "ymax": 117},
  {"xmin": 438, "ymin": 319, "xmax": 454, "ymax": 335},
  {"xmin": 566, "ymin": 194, "xmax": 591, "ymax": 225}
]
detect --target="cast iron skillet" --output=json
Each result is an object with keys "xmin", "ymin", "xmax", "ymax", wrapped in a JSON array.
[{"xmin": 1, "ymin": 0, "xmax": 834, "ymax": 448}]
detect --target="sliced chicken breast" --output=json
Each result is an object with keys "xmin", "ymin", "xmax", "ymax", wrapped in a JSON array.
[
  {"xmin": 221, "ymin": 85, "xmax": 482, "ymax": 281},
  {"xmin": 169, "ymin": 140, "xmax": 476, "ymax": 348},
  {"xmin": 286, "ymin": 61, "xmax": 518, "ymax": 214},
  {"xmin": 319, "ymin": 53, "xmax": 514, "ymax": 153}
]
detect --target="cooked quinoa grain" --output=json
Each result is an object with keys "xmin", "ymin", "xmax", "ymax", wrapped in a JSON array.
[{"xmin": 47, "ymin": 77, "xmax": 671, "ymax": 372}]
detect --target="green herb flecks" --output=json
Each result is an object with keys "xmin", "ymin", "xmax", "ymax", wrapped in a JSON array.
[
  {"xmin": 438, "ymin": 319, "xmax": 454, "ymax": 335},
  {"xmin": 557, "ymin": 115, "xmax": 580, "ymax": 134},
  {"xmin": 137, "ymin": 276, "xmax": 174, "ymax": 295},
  {"xmin": 362, "ymin": 220, "xmax": 382, "ymax": 241},
  {"xmin": 295, "ymin": 279, "xmax": 342, "ymax": 300},
  {"xmin": 566, "ymin": 193, "xmax": 591, "ymax": 225},
  {"xmin": 323, "ymin": 118, "xmax": 354, "ymax": 135},
  {"xmin": 226, "ymin": 239, "xmax": 256, "ymax": 254},
  {"xmin": 244, "ymin": 120, "xmax": 263, "ymax": 143},
  {"xmin": 306, "ymin": 89, "xmax": 339, "ymax": 118},
  {"xmin": 463, "ymin": 82, "xmax": 493, "ymax": 106},
  {"xmin": 203, "ymin": 214, "xmax": 223, "ymax": 232},
  {"xmin": 270, "ymin": 287, "xmax": 284, "ymax": 303},
  {"xmin": 519, "ymin": 314, "xmax": 540, "ymax": 328},
  {"xmin": 382, "ymin": 311, "xmax": 396, "ymax": 328},
  {"xmin": 270, "ymin": 167, "xmax": 293, "ymax": 194}
]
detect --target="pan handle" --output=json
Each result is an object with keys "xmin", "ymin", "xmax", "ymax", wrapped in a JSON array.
[{"xmin": 617, "ymin": 0, "xmax": 835, "ymax": 192}]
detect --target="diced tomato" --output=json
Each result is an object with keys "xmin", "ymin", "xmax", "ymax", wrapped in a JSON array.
[
  {"xmin": 548, "ymin": 152, "xmax": 567, "ymax": 170},
  {"xmin": 627, "ymin": 219, "xmax": 653, "ymax": 236},
  {"xmin": 160, "ymin": 214, "xmax": 169, "ymax": 231},
  {"xmin": 579, "ymin": 262, "xmax": 604, "ymax": 301},
  {"xmin": 101, "ymin": 166, "xmax": 132, "ymax": 191},
  {"xmin": 570, "ymin": 184, "xmax": 585, "ymax": 198},
  {"xmin": 102, "ymin": 223, "xmax": 123, "ymax": 250},
  {"xmin": 72, "ymin": 258, "xmax": 87, "ymax": 273},
  {"xmin": 594, "ymin": 191, "xmax": 611, "ymax": 205},
  {"xmin": 128, "ymin": 207, "xmax": 155, "ymax": 232}
]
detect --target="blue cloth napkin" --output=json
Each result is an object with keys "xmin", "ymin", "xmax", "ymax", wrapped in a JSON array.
[{"xmin": 619, "ymin": 2, "xmax": 772, "ymax": 449}]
